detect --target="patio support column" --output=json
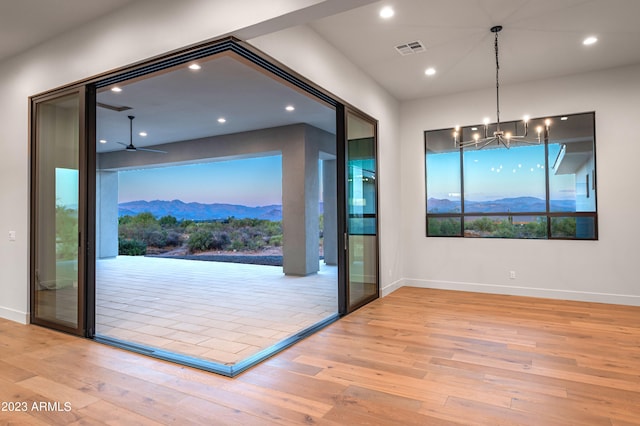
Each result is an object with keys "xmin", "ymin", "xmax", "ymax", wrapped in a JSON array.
[
  {"xmin": 96, "ymin": 171, "xmax": 119, "ymax": 258},
  {"xmin": 281, "ymin": 136, "xmax": 320, "ymax": 276},
  {"xmin": 322, "ymin": 159, "xmax": 337, "ymax": 265}
]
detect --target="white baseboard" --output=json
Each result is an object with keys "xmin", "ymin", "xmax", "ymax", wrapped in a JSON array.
[
  {"xmin": 0, "ymin": 306, "xmax": 29, "ymax": 324},
  {"xmin": 380, "ymin": 278, "xmax": 403, "ymax": 297},
  {"xmin": 398, "ymin": 278, "xmax": 640, "ymax": 306}
]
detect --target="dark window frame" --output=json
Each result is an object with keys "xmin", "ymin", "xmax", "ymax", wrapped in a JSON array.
[{"xmin": 425, "ymin": 112, "xmax": 598, "ymax": 240}]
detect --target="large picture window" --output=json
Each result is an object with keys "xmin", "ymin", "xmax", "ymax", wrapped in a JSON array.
[{"xmin": 425, "ymin": 112, "xmax": 597, "ymax": 239}]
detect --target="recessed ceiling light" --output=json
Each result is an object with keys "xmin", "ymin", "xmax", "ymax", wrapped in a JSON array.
[
  {"xmin": 561, "ymin": 116, "xmax": 568, "ymax": 121},
  {"xmin": 583, "ymin": 36, "xmax": 598, "ymax": 46},
  {"xmin": 285, "ymin": 105, "xmax": 295, "ymax": 112},
  {"xmin": 139, "ymin": 132, "xmax": 147, "ymax": 137},
  {"xmin": 379, "ymin": 6, "xmax": 394, "ymax": 19},
  {"xmin": 111, "ymin": 87, "xmax": 122, "ymax": 93},
  {"xmin": 99, "ymin": 139, "xmax": 107, "ymax": 144},
  {"xmin": 189, "ymin": 63, "xmax": 201, "ymax": 70},
  {"xmin": 424, "ymin": 67, "xmax": 436, "ymax": 76},
  {"xmin": 217, "ymin": 117, "xmax": 226, "ymax": 123},
  {"xmin": 471, "ymin": 127, "xmax": 478, "ymax": 131}
]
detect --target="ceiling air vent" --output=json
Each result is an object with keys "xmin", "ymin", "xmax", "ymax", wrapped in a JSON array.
[{"xmin": 395, "ymin": 40, "xmax": 426, "ymax": 56}]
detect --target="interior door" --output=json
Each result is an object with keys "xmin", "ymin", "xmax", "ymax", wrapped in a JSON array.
[
  {"xmin": 345, "ymin": 110, "xmax": 379, "ymax": 311},
  {"xmin": 31, "ymin": 87, "xmax": 91, "ymax": 336}
]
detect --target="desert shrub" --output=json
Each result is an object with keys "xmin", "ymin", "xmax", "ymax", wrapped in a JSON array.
[
  {"xmin": 265, "ymin": 220, "xmax": 282, "ymax": 235},
  {"xmin": 494, "ymin": 221, "xmax": 516, "ymax": 238},
  {"xmin": 118, "ymin": 215, "xmax": 133, "ymax": 225},
  {"xmin": 552, "ymin": 217, "xmax": 576, "ymax": 237},
  {"xmin": 466, "ymin": 217, "xmax": 497, "ymax": 232},
  {"xmin": 187, "ymin": 230, "xmax": 214, "ymax": 253},
  {"xmin": 165, "ymin": 230, "xmax": 183, "ymax": 246},
  {"xmin": 230, "ymin": 240, "xmax": 245, "ymax": 251},
  {"xmin": 56, "ymin": 204, "xmax": 78, "ymax": 260},
  {"xmin": 210, "ymin": 231, "xmax": 231, "ymax": 250},
  {"xmin": 146, "ymin": 230, "xmax": 167, "ymax": 247},
  {"xmin": 180, "ymin": 219, "xmax": 195, "ymax": 229},
  {"xmin": 130, "ymin": 212, "xmax": 157, "ymax": 226},
  {"xmin": 428, "ymin": 217, "xmax": 460, "ymax": 236},
  {"xmin": 158, "ymin": 215, "xmax": 178, "ymax": 228},
  {"xmin": 119, "ymin": 239, "xmax": 147, "ymax": 256},
  {"xmin": 269, "ymin": 234, "xmax": 283, "ymax": 247},
  {"xmin": 522, "ymin": 220, "xmax": 547, "ymax": 238}
]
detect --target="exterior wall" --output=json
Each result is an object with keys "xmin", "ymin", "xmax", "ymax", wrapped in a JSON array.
[
  {"xmin": 96, "ymin": 171, "xmax": 119, "ymax": 259},
  {"xmin": 0, "ymin": 0, "xmax": 398, "ymax": 323},
  {"xmin": 400, "ymin": 63, "xmax": 640, "ymax": 305}
]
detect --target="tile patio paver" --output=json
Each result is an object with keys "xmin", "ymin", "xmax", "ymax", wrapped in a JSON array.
[{"xmin": 96, "ymin": 256, "xmax": 337, "ymax": 365}]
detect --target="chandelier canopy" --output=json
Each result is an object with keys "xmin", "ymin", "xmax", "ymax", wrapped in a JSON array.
[{"xmin": 454, "ymin": 25, "xmax": 550, "ymax": 149}]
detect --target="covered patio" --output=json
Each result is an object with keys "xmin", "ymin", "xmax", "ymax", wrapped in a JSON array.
[{"xmin": 96, "ymin": 256, "xmax": 337, "ymax": 366}]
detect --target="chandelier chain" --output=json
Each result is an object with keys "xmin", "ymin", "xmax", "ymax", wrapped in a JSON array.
[{"xmin": 495, "ymin": 29, "xmax": 500, "ymax": 130}]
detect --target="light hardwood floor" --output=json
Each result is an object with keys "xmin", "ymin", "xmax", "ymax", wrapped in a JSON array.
[{"xmin": 2, "ymin": 287, "xmax": 640, "ymax": 425}]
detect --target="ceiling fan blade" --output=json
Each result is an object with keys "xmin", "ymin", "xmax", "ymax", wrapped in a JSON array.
[
  {"xmin": 136, "ymin": 146, "xmax": 167, "ymax": 153},
  {"xmin": 97, "ymin": 102, "xmax": 132, "ymax": 112},
  {"xmin": 116, "ymin": 141, "xmax": 138, "ymax": 151}
]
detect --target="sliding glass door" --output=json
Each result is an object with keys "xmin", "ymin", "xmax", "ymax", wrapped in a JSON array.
[
  {"xmin": 31, "ymin": 87, "xmax": 92, "ymax": 336},
  {"xmin": 344, "ymin": 110, "xmax": 379, "ymax": 311}
]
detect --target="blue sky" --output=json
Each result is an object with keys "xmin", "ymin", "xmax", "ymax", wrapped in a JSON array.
[
  {"xmin": 427, "ymin": 144, "xmax": 575, "ymax": 201},
  {"xmin": 56, "ymin": 168, "xmax": 79, "ymax": 208},
  {"xmin": 118, "ymin": 155, "xmax": 283, "ymax": 206}
]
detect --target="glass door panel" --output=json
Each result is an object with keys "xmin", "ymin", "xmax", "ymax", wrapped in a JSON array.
[
  {"xmin": 346, "ymin": 111, "xmax": 378, "ymax": 310},
  {"xmin": 31, "ymin": 91, "xmax": 86, "ymax": 334}
]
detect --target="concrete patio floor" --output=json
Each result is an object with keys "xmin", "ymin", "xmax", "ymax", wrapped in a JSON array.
[{"xmin": 95, "ymin": 256, "xmax": 337, "ymax": 365}]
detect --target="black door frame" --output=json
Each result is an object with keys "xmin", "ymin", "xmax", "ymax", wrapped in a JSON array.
[{"xmin": 29, "ymin": 85, "xmax": 95, "ymax": 336}]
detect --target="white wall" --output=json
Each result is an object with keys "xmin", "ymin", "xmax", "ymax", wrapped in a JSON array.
[
  {"xmin": 0, "ymin": 0, "xmax": 401, "ymax": 323},
  {"xmin": 400, "ymin": 63, "xmax": 640, "ymax": 305}
]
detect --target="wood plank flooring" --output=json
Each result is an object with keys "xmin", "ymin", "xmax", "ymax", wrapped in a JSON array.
[{"xmin": 2, "ymin": 287, "xmax": 640, "ymax": 425}]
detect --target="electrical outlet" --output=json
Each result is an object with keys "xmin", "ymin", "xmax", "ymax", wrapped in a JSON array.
[
  {"xmin": 8, "ymin": 231, "xmax": 16, "ymax": 241},
  {"xmin": 509, "ymin": 270, "xmax": 516, "ymax": 279}
]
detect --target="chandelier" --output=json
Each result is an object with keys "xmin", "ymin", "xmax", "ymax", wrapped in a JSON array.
[{"xmin": 454, "ymin": 25, "xmax": 550, "ymax": 149}]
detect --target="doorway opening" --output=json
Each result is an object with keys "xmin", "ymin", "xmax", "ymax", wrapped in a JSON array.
[
  {"xmin": 30, "ymin": 38, "xmax": 379, "ymax": 376},
  {"xmin": 95, "ymin": 50, "xmax": 339, "ymax": 374}
]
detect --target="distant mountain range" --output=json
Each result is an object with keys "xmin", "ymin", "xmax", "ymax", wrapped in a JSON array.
[
  {"xmin": 119, "ymin": 199, "xmax": 284, "ymax": 221},
  {"xmin": 427, "ymin": 196, "xmax": 576, "ymax": 213}
]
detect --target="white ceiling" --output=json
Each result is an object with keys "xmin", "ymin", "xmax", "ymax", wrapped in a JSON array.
[
  {"xmin": 0, "ymin": 0, "xmax": 136, "ymax": 61},
  {"xmin": 4, "ymin": 0, "xmax": 640, "ymax": 149},
  {"xmin": 96, "ymin": 54, "xmax": 336, "ymax": 153},
  {"xmin": 311, "ymin": 0, "xmax": 640, "ymax": 100}
]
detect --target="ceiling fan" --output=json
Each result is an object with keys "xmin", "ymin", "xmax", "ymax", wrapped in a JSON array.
[{"xmin": 117, "ymin": 115, "xmax": 167, "ymax": 153}]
